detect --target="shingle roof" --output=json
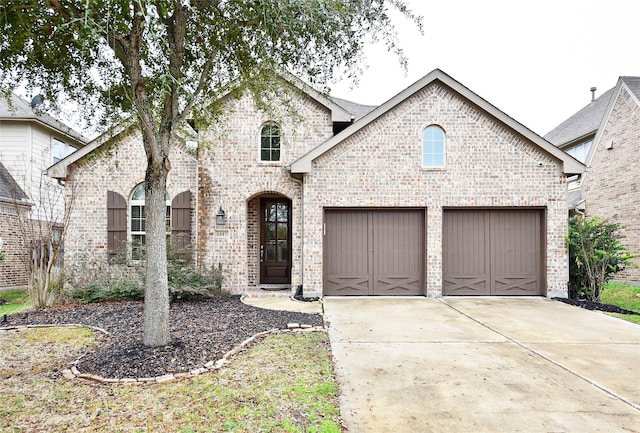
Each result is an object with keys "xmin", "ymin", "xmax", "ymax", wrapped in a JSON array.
[
  {"xmin": 0, "ymin": 92, "xmax": 88, "ymax": 144},
  {"xmin": 621, "ymin": 76, "xmax": 640, "ymax": 100},
  {"xmin": 0, "ymin": 162, "xmax": 29, "ymax": 202},
  {"xmin": 544, "ymin": 87, "xmax": 614, "ymax": 146},
  {"xmin": 331, "ymin": 97, "xmax": 377, "ymax": 121}
]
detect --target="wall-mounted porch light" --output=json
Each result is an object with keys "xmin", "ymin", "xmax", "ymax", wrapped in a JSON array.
[{"xmin": 216, "ymin": 207, "xmax": 226, "ymax": 226}]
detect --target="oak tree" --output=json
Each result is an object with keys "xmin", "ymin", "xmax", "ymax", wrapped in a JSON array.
[{"xmin": 1, "ymin": 0, "xmax": 421, "ymax": 346}]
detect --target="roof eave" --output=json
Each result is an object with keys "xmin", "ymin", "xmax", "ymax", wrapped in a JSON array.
[{"xmin": 291, "ymin": 69, "xmax": 586, "ymax": 176}]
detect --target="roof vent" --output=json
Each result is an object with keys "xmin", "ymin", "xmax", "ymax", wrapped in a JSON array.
[{"xmin": 590, "ymin": 87, "xmax": 597, "ymax": 102}]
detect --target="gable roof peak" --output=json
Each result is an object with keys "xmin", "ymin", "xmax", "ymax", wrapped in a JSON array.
[
  {"xmin": 291, "ymin": 68, "xmax": 584, "ymax": 176},
  {"xmin": 0, "ymin": 91, "xmax": 88, "ymax": 145}
]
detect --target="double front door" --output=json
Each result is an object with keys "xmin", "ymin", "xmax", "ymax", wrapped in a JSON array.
[{"xmin": 260, "ymin": 198, "xmax": 292, "ymax": 284}]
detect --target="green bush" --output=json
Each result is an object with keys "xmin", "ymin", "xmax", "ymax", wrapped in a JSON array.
[
  {"xmin": 65, "ymin": 245, "xmax": 224, "ymax": 303},
  {"xmin": 567, "ymin": 216, "xmax": 634, "ymax": 301}
]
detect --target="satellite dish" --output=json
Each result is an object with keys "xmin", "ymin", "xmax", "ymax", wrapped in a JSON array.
[{"xmin": 30, "ymin": 94, "xmax": 44, "ymax": 109}]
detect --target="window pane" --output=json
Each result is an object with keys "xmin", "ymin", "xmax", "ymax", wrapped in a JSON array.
[
  {"xmin": 276, "ymin": 203, "xmax": 288, "ymax": 222},
  {"xmin": 132, "ymin": 206, "xmax": 141, "ymax": 218},
  {"xmin": 266, "ymin": 222, "xmax": 276, "ymax": 241},
  {"xmin": 132, "ymin": 185, "xmax": 145, "ymax": 201},
  {"xmin": 132, "ymin": 220, "xmax": 141, "ymax": 232},
  {"xmin": 266, "ymin": 243, "xmax": 276, "ymax": 261},
  {"xmin": 277, "ymin": 240, "xmax": 288, "ymax": 261},
  {"xmin": 423, "ymin": 126, "xmax": 445, "ymax": 167},
  {"xmin": 277, "ymin": 223, "xmax": 288, "ymax": 241},
  {"xmin": 271, "ymin": 149, "xmax": 280, "ymax": 161},
  {"xmin": 261, "ymin": 149, "xmax": 271, "ymax": 161}
]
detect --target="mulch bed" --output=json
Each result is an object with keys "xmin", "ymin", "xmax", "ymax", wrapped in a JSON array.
[
  {"xmin": 1, "ymin": 295, "xmax": 324, "ymax": 379},
  {"xmin": 554, "ymin": 297, "xmax": 640, "ymax": 315}
]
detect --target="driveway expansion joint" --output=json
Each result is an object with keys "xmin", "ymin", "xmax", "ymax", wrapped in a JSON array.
[{"xmin": 435, "ymin": 298, "xmax": 640, "ymax": 412}]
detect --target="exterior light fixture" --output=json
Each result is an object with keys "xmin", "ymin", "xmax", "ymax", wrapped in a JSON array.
[{"xmin": 216, "ymin": 207, "xmax": 226, "ymax": 226}]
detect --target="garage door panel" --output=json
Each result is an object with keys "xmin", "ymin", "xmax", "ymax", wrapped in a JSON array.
[
  {"xmin": 444, "ymin": 210, "xmax": 543, "ymax": 296},
  {"xmin": 443, "ymin": 211, "xmax": 490, "ymax": 295},
  {"xmin": 374, "ymin": 211, "xmax": 424, "ymax": 295},
  {"xmin": 490, "ymin": 211, "xmax": 541, "ymax": 295},
  {"xmin": 324, "ymin": 209, "xmax": 424, "ymax": 296},
  {"xmin": 324, "ymin": 211, "xmax": 370, "ymax": 296},
  {"xmin": 494, "ymin": 275, "xmax": 539, "ymax": 295}
]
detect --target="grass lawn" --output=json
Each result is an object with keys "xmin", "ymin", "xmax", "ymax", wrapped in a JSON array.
[
  {"xmin": 600, "ymin": 282, "xmax": 640, "ymax": 325},
  {"xmin": 0, "ymin": 327, "xmax": 341, "ymax": 433},
  {"xmin": 0, "ymin": 289, "xmax": 31, "ymax": 316}
]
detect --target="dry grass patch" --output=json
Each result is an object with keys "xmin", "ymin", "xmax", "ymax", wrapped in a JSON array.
[{"xmin": 0, "ymin": 328, "xmax": 341, "ymax": 433}]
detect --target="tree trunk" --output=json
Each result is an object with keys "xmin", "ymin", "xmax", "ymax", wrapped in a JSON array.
[{"xmin": 143, "ymin": 160, "xmax": 171, "ymax": 347}]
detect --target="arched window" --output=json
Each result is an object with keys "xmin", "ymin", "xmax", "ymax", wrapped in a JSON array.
[
  {"xmin": 422, "ymin": 125, "xmax": 445, "ymax": 168},
  {"xmin": 260, "ymin": 122, "xmax": 281, "ymax": 162},
  {"xmin": 130, "ymin": 184, "xmax": 171, "ymax": 259}
]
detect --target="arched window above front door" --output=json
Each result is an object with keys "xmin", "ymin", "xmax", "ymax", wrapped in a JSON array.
[{"xmin": 260, "ymin": 122, "xmax": 281, "ymax": 162}]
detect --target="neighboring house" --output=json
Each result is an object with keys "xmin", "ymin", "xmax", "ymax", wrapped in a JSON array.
[
  {"xmin": 545, "ymin": 77, "xmax": 640, "ymax": 283},
  {"xmin": 49, "ymin": 69, "xmax": 584, "ymax": 298},
  {"xmin": 0, "ymin": 91, "xmax": 87, "ymax": 288},
  {"xmin": 0, "ymin": 162, "xmax": 32, "ymax": 287}
]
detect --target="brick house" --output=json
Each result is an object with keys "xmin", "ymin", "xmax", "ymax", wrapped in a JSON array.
[
  {"xmin": 545, "ymin": 76, "xmax": 640, "ymax": 283},
  {"xmin": 0, "ymin": 92, "xmax": 86, "ymax": 288},
  {"xmin": 50, "ymin": 69, "xmax": 584, "ymax": 298}
]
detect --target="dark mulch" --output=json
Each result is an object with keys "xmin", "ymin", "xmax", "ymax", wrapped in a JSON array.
[
  {"xmin": 1, "ymin": 295, "xmax": 324, "ymax": 379},
  {"xmin": 554, "ymin": 297, "xmax": 640, "ymax": 315}
]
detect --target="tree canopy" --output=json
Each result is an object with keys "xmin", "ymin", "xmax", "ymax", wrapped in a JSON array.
[
  {"xmin": 1, "ymin": 0, "xmax": 420, "ymax": 131},
  {"xmin": 1, "ymin": 0, "xmax": 421, "ymax": 346}
]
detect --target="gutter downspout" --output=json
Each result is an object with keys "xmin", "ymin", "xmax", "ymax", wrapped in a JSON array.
[
  {"xmin": 194, "ymin": 145, "xmax": 200, "ymax": 268},
  {"xmin": 290, "ymin": 174, "xmax": 304, "ymax": 295}
]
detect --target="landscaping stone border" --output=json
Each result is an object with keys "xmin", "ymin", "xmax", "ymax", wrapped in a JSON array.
[{"xmin": 1, "ymin": 322, "xmax": 325, "ymax": 385}]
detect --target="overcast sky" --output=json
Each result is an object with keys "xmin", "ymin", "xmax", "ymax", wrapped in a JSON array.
[{"xmin": 330, "ymin": 0, "xmax": 640, "ymax": 136}]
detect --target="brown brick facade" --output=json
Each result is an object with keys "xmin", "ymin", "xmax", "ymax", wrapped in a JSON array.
[
  {"xmin": 57, "ymin": 74, "xmax": 575, "ymax": 298},
  {"xmin": 583, "ymin": 86, "xmax": 640, "ymax": 282},
  {"xmin": 0, "ymin": 202, "xmax": 29, "ymax": 288},
  {"xmin": 63, "ymin": 127, "xmax": 197, "ymax": 273},
  {"xmin": 301, "ymin": 83, "xmax": 569, "ymax": 297},
  {"xmin": 197, "ymin": 87, "xmax": 332, "ymax": 295}
]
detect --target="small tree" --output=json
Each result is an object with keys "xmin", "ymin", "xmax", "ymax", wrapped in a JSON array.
[
  {"xmin": 567, "ymin": 216, "xmax": 634, "ymax": 301},
  {"xmin": 12, "ymin": 171, "xmax": 80, "ymax": 309}
]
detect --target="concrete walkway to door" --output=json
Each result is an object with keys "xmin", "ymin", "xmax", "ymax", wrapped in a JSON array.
[{"xmin": 323, "ymin": 297, "xmax": 640, "ymax": 433}]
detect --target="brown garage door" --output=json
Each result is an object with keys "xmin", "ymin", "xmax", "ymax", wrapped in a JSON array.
[
  {"xmin": 443, "ymin": 209, "xmax": 544, "ymax": 296},
  {"xmin": 324, "ymin": 209, "xmax": 425, "ymax": 296}
]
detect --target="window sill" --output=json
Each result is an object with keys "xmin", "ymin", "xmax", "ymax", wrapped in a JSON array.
[{"xmin": 421, "ymin": 166, "xmax": 446, "ymax": 171}]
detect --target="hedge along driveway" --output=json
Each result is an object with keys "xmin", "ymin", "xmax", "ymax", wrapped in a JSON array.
[{"xmin": 324, "ymin": 297, "xmax": 640, "ymax": 433}]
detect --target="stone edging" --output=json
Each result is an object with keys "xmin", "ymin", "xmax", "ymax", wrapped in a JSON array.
[{"xmin": 1, "ymin": 322, "xmax": 325, "ymax": 385}]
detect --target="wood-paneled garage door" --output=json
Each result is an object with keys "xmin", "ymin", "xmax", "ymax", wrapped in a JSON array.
[
  {"xmin": 443, "ymin": 209, "xmax": 544, "ymax": 296},
  {"xmin": 324, "ymin": 209, "xmax": 425, "ymax": 296}
]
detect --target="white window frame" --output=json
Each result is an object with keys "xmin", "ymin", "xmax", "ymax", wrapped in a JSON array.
[
  {"xmin": 259, "ymin": 122, "xmax": 282, "ymax": 164},
  {"xmin": 129, "ymin": 183, "xmax": 171, "ymax": 260},
  {"xmin": 422, "ymin": 125, "xmax": 446, "ymax": 168}
]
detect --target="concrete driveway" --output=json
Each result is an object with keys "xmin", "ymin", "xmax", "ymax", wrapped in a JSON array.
[{"xmin": 323, "ymin": 297, "xmax": 640, "ymax": 433}]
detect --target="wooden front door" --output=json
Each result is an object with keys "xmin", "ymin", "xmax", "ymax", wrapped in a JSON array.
[{"xmin": 260, "ymin": 198, "xmax": 292, "ymax": 284}]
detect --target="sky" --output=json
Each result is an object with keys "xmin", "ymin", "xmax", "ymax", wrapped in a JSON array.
[{"xmin": 330, "ymin": 0, "xmax": 640, "ymax": 136}]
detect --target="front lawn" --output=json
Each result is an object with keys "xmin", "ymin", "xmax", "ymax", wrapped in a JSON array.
[
  {"xmin": 0, "ymin": 327, "xmax": 341, "ymax": 432},
  {"xmin": 0, "ymin": 289, "xmax": 30, "ymax": 316},
  {"xmin": 601, "ymin": 282, "xmax": 640, "ymax": 325}
]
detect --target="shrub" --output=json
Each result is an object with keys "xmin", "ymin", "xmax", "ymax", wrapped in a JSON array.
[
  {"xmin": 65, "ymin": 245, "xmax": 224, "ymax": 303},
  {"xmin": 567, "ymin": 216, "xmax": 634, "ymax": 301}
]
